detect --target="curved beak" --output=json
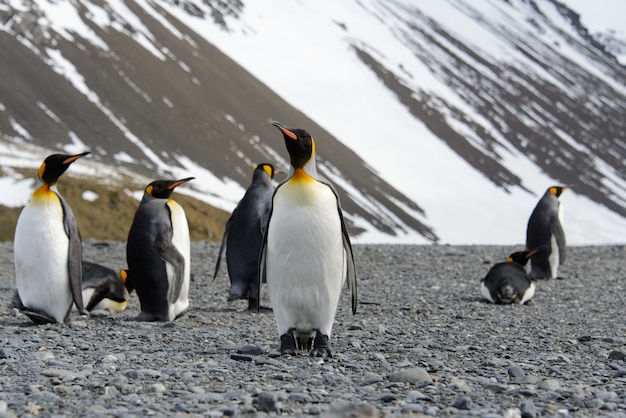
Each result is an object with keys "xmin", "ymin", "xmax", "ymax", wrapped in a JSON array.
[
  {"xmin": 168, "ymin": 177, "xmax": 195, "ymax": 190},
  {"xmin": 272, "ymin": 121, "xmax": 297, "ymax": 140}
]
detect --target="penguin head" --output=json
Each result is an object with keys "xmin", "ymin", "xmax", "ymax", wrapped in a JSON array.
[
  {"xmin": 256, "ymin": 163, "xmax": 277, "ymax": 180},
  {"xmin": 506, "ymin": 248, "xmax": 541, "ymax": 266},
  {"xmin": 272, "ymin": 121, "xmax": 316, "ymax": 172},
  {"xmin": 548, "ymin": 186, "xmax": 568, "ymax": 198},
  {"xmin": 145, "ymin": 177, "xmax": 195, "ymax": 199},
  {"xmin": 38, "ymin": 152, "xmax": 90, "ymax": 185}
]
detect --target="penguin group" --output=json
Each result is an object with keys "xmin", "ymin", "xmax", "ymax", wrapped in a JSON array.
[
  {"xmin": 480, "ymin": 185, "xmax": 569, "ymax": 305},
  {"xmin": 11, "ymin": 121, "xmax": 357, "ymax": 359},
  {"xmin": 10, "ymin": 121, "xmax": 570, "ymax": 358}
]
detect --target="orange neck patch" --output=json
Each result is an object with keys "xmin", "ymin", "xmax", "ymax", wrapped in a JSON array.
[{"xmin": 290, "ymin": 168, "xmax": 314, "ymax": 183}]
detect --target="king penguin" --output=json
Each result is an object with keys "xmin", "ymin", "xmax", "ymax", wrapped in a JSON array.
[
  {"xmin": 213, "ymin": 163, "xmax": 276, "ymax": 310},
  {"xmin": 526, "ymin": 186, "xmax": 568, "ymax": 279},
  {"xmin": 81, "ymin": 261, "xmax": 131, "ymax": 312},
  {"xmin": 14, "ymin": 152, "xmax": 90, "ymax": 324},
  {"xmin": 259, "ymin": 121, "xmax": 357, "ymax": 358},
  {"xmin": 480, "ymin": 249, "xmax": 539, "ymax": 304},
  {"xmin": 126, "ymin": 177, "xmax": 194, "ymax": 321}
]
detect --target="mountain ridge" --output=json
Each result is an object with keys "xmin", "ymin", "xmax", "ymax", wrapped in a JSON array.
[{"xmin": 0, "ymin": 0, "xmax": 625, "ymax": 244}]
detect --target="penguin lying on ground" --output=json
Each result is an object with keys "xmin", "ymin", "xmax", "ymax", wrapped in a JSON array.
[
  {"xmin": 126, "ymin": 178, "xmax": 194, "ymax": 322},
  {"xmin": 81, "ymin": 262, "xmax": 131, "ymax": 312},
  {"xmin": 526, "ymin": 186, "xmax": 568, "ymax": 279},
  {"xmin": 12, "ymin": 262, "xmax": 130, "ymax": 314},
  {"xmin": 480, "ymin": 248, "xmax": 540, "ymax": 304},
  {"xmin": 259, "ymin": 121, "xmax": 357, "ymax": 358},
  {"xmin": 214, "ymin": 163, "xmax": 276, "ymax": 310},
  {"xmin": 14, "ymin": 152, "xmax": 90, "ymax": 324}
]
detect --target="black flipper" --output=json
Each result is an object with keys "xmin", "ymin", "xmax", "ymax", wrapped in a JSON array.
[
  {"xmin": 212, "ymin": 216, "xmax": 231, "ymax": 282},
  {"xmin": 328, "ymin": 184, "xmax": 358, "ymax": 315},
  {"xmin": 59, "ymin": 194, "xmax": 86, "ymax": 316},
  {"xmin": 155, "ymin": 230, "xmax": 185, "ymax": 305}
]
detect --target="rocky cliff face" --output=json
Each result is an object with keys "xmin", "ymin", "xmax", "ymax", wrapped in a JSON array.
[{"xmin": 0, "ymin": 0, "xmax": 624, "ymax": 243}]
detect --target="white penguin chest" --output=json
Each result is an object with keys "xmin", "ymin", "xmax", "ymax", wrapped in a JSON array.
[
  {"xmin": 266, "ymin": 179, "xmax": 345, "ymax": 335},
  {"xmin": 14, "ymin": 193, "xmax": 71, "ymax": 319}
]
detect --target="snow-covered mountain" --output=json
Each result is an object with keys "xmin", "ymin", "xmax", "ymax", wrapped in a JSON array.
[{"xmin": 0, "ymin": 0, "xmax": 625, "ymax": 245}]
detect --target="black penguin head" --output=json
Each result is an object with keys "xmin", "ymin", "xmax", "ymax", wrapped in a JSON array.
[
  {"xmin": 38, "ymin": 152, "xmax": 90, "ymax": 185},
  {"xmin": 145, "ymin": 177, "xmax": 195, "ymax": 199},
  {"xmin": 507, "ymin": 248, "xmax": 541, "ymax": 266},
  {"xmin": 255, "ymin": 163, "xmax": 276, "ymax": 180},
  {"xmin": 272, "ymin": 121, "xmax": 315, "ymax": 170},
  {"xmin": 548, "ymin": 186, "xmax": 568, "ymax": 198}
]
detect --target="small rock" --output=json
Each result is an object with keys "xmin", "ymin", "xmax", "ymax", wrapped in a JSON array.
[
  {"xmin": 255, "ymin": 391, "xmax": 278, "ymax": 413},
  {"xmin": 230, "ymin": 354, "xmax": 253, "ymax": 362},
  {"xmin": 389, "ymin": 367, "xmax": 431, "ymax": 384},
  {"xmin": 101, "ymin": 354, "xmax": 118, "ymax": 363},
  {"xmin": 149, "ymin": 383, "xmax": 166, "ymax": 393},
  {"xmin": 596, "ymin": 391, "xmax": 619, "ymax": 402},
  {"xmin": 360, "ymin": 374, "xmax": 383, "ymax": 386},
  {"xmin": 520, "ymin": 399, "xmax": 538, "ymax": 418},
  {"xmin": 608, "ymin": 350, "xmax": 626, "ymax": 361},
  {"xmin": 406, "ymin": 390, "xmax": 432, "ymax": 402},
  {"xmin": 451, "ymin": 396, "xmax": 472, "ymax": 410},
  {"xmin": 237, "ymin": 345, "xmax": 264, "ymax": 355},
  {"xmin": 538, "ymin": 379, "xmax": 559, "ymax": 390},
  {"xmin": 507, "ymin": 365, "xmax": 526, "ymax": 378}
]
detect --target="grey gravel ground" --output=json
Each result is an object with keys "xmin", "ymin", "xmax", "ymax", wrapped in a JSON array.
[{"xmin": 0, "ymin": 241, "xmax": 625, "ymax": 417}]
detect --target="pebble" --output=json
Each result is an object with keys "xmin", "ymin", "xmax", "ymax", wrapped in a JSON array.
[
  {"xmin": 0, "ymin": 243, "xmax": 623, "ymax": 417},
  {"xmin": 388, "ymin": 367, "xmax": 431, "ymax": 384}
]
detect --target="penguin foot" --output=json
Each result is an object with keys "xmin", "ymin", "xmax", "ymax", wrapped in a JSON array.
[
  {"xmin": 279, "ymin": 333, "xmax": 299, "ymax": 356},
  {"xmin": 21, "ymin": 309, "xmax": 58, "ymax": 325},
  {"xmin": 247, "ymin": 298, "xmax": 272, "ymax": 312},
  {"xmin": 310, "ymin": 333, "xmax": 332, "ymax": 358}
]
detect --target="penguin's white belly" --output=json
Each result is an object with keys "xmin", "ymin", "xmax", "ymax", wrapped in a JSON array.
[
  {"xmin": 14, "ymin": 201, "xmax": 71, "ymax": 323},
  {"xmin": 549, "ymin": 234, "xmax": 559, "ymax": 279},
  {"xmin": 266, "ymin": 181, "xmax": 344, "ymax": 337},
  {"xmin": 166, "ymin": 200, "xmax": 191, "ymax": 319},
  {"xmin": 479, "ymin": 281, "xmax": 495, "ymax": 304}
]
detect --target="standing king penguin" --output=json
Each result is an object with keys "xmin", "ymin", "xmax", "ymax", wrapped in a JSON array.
[
  {"xmin": 260, "ymin": 121, "xmax": 357, "ymax": 358},
  {"xmin": 480, "ymin": 249, "xmax": 539, "ymax": 304},
  {"xmin": 126, "ymin": 177, "xmax": 194, "ymax": 321},
  {"xmin": 14, "ymin": 152, "xmax": 90, "ymax": 324},
  {"xmin": 526, "ymin": 186, "xmax": 568, "ymax": 279},
  {"xmin": 213, "ymin": 163, "xmax": 276, "ymax": 310}
]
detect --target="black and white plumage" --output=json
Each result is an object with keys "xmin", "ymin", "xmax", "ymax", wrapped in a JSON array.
[
  {"xmin": 81, "ymin": 261, "xmax": 131, "ymax": 312},
  {"xmin": 526, "ymin": 186, "xmax": 568, "ymax": 279},
  {"xmin": 126, "ymin": 178, "xmax": 194, "ymax": 321},
  {"xmin": 480, "ymin": 249, "xmax": 539, "ymax": 304},
  {"xmin": 259, "ymin": 121, "xmax": 357, "ymax": 358},
  {"xmin": 213, "ymin": 163, "xmax": 276, "ymax": 310},
  {"xmin": 14, "ymin": 152, "xmax": 89, "ymax": 324}
]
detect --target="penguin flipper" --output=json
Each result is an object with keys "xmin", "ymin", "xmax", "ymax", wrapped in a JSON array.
[
  {"xmin": 213, "ymin": 217, "xmax": 231, "ymax": 282},
  {"xmin": 155, "ymin": 231, "xmax": 185, "ymax": 304},
  {"xmin": 257, "ymin": 209, "xmax": 272, "ymax": 313},
  {"xmin": 59, "ymin": 194, "xmax": 86, "ymax": 315},
  {"xmin": 21, "ymin": 307, "xmax": 58, "ymax": 324},
  {"xmin": 550, "ymin": 219, "xmax": 566, "ymax": 265},
  {"xmin": 338, "ymin": 203, "xmax": 357, "ymax": 315}
]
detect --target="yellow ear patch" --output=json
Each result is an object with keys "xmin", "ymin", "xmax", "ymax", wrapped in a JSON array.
[
  {"xmin": 38, "ymin": 162, "xmax": 46, "ymax": 182},
  {"xmin": 262, "ymin": 165, "xmax": 273, "ymax": 178},
  {"xmin": 120, "ymin": 270, "xmax": 128, "ymax": 284},
  {"xmin": 549, "ymin": 187, "xmax": 557, "ymax": 196},
  {"xmin": 146, "ymin": 185, "xmax": 154, "ymax": 196},
  {"xmin": 506, "ymin": 257, "xmax": 513, "ymax": 263}
]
